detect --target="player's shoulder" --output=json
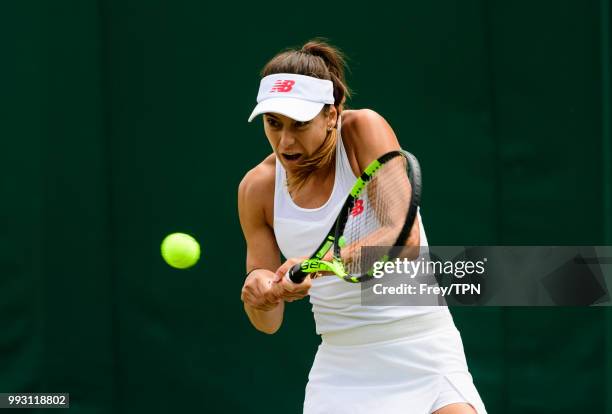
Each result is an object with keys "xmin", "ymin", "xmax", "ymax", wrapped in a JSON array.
[
  {"xmin": 341, "ymin": 108, "xmax": 398, "ymax": 162},
  {"xmin": 238, "ymin": 153, "xmax": 276, "ymax": 199},
  {"xmin": 341, "ymin": 108, "xmax": 389, "ymax": 135}
]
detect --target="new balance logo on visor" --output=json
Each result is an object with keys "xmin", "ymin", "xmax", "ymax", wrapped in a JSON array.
[
  {"xmin": 248, "ymin": 74, "xmax": 334, "ymax": 122},
  {"xmin": 270, "ymin": 80, "xmax": 295, "ymax": 92}
]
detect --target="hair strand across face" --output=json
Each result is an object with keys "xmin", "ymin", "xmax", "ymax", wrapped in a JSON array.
[{"xmin": 261, "ymin": 39, "xmax": 351, "ymax": 192}]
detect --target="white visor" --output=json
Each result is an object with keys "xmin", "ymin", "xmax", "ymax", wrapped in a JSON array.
[{"xmin": 248, "ymin": 73, "xmax": 335, "ymax": 122}]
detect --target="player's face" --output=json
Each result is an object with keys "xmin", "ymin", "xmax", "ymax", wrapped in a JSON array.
[{"xmin": 263, "ymin": 107, "xmax": 337, "ymax": 171}]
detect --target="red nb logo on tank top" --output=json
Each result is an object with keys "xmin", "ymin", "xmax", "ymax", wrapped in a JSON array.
[
  {"xmin": 270, "ymin": 80, "xmax": 295, "ymax": 92},
  {"xmin": 351, "ymin": 199, "xmax": 364, "ymax": 217}
]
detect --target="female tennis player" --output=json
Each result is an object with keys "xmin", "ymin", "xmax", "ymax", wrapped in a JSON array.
[{"xmin": 239, "ymin": 40, "xmax": 487, "ymax": 414}]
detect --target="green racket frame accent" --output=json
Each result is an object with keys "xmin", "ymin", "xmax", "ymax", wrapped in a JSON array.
[
  {"xmin": 297, "ymin": 234, "xmax": 349, "ymax": 279},
  {"xmin": 349, "ymin": 160, "xmax": 382, "ymax": 197},
  {"xmin": 298, "ymin": 257, "xmax": 348, "ymax": 278}
]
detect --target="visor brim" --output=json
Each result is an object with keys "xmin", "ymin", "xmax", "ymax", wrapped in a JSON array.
[{"xmin": 248, "ymin": 98, "xmax": 325, "ymax": 122}]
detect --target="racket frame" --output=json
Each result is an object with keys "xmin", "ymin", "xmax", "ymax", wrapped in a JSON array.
[{"xmin": 289, "ymin": 150, "xmax": 421, "ymax": 283}]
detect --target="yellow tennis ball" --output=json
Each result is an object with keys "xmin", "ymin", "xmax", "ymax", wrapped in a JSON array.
[{"xmin": 161, "ymin": 233, "xmax": 200, "ymax": 269}]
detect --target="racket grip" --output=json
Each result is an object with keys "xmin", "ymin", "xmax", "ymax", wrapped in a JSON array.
[{"xmin": 287, "ymin": 263, "xmax": 308, "ymax": 284}]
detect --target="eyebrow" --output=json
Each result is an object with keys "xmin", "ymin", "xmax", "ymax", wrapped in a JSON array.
[{"xmin": 264, "ymin": 114, "xmax": 309, "ymax": 124}]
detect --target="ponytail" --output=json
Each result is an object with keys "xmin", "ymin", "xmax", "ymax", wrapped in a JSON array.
[{"xmin": 299, "ymin": 39, "xmax": 351, "ymax": 111}]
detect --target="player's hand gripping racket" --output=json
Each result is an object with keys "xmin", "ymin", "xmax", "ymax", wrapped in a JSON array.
[{"xmin": 287, "ymin": 150, "xmax": 422, "ymax": 284}]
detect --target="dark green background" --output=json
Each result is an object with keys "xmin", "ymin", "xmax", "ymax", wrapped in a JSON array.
[{"xmin": 2, "ymin": 1, "xmax": 611, "ymax": 413}]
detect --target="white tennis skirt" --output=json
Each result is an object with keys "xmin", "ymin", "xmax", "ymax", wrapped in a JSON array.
[{"xmin": 304, "ymin": 310, "xmax": 487, "ymax": 414}]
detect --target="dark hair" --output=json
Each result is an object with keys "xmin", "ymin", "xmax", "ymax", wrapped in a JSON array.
[{"xmin": 261, "ymin": 38, "xmax": 351, "ymax": 112}]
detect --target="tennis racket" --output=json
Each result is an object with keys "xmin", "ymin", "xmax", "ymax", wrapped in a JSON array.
[{"xmin": 287, "ymin": 149, "xmax": 422, "ymax": 284}]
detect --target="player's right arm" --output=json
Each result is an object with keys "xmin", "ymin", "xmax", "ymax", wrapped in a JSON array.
[{"xmin": 238, "ymin": 160, "xmax": 284, "ymax": 334}]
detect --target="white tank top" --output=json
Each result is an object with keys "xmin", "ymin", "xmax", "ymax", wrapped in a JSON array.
[{"xmin": 273, "ymin": 117, "xmax": 444, "ymax": 335}]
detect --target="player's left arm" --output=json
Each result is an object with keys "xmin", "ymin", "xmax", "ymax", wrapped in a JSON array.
[{"xmin": 342, "ymin": 109, "xmax": 420, "ymax": 246}]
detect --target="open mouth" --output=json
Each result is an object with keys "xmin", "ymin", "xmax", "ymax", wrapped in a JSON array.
[{"xmin": 282, "ymin": 153, "xmax": 302, "ymax": 162}]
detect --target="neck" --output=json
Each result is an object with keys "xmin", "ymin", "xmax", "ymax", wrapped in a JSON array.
[{"xmin": 286, "ymin": 159, "xmax": 335, "ymax": 196}]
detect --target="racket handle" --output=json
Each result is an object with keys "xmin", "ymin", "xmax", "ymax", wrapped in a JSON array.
[{"xmin": 287, "ymin": 263, "xmax": 308, "ymax": 284}]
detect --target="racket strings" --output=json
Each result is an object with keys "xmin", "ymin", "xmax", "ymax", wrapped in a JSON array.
[{"xmin": 341, "ymin": 156, "xmax": 411, "ymax": 275}]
